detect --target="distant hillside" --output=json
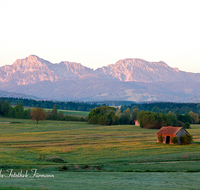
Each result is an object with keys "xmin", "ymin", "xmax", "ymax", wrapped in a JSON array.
[
  {"xmin": 1, "ymin": 55, "xmax": 200, "ymax": 102},
  {"xmin": 95, "ymin": 58, "xmax": 200, "ymax": 82},
  {"xmin": 0, "ymin": 90, "xmax": 39, "ymax": 99}
]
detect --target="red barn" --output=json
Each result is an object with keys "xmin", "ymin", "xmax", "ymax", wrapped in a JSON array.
[{"xmin": 156, "ymin": 126, "xmax": 189, "ymax": 144}]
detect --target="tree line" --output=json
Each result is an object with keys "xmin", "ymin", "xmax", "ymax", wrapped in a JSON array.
[
  {"xmin": 88, "ymin": 106, "xmax": 200, "ymax": 128},
  {"xmin": 3, "ymin": 98, "xmax": 200, "ymax": 114},
  {"xmin": 0, "ymin": 100, "xmax": 87, "ymax": 123},
  {"xmin": 121, "ymin": 102, "xmax": 200, "ymax": 114},
  {"xmin": 88, "ymin": 106, "xmax": 139, "ymax": 125},
  {"xmin": 0, "ymin": 97, "xmax": 99, "ymax": 112}
]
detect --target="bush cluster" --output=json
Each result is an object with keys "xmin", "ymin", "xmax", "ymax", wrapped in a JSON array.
[
  {"xmin": 158, "ymin": 135, "xmax": 163, "ymax": 143},
  {"xmin": 88, "ymin": 106, "xmax": 119, "ymax": 125},
  {"xmin": 137, "ymin": 111, "xmax": 193, "ymax": 129},
  {"xmin": 171, "ymin": 137, "xmax": 178, "ymax": 144},
  {"xmin": 0, "ymin": 100, "xmax": 87, "ymax": 123},
  {"xmin": 180, "ymin": 134, "xmax": 193, "ymax": 145},
  {"xmin": 88, "ymin": 106, "xmax": 139, "ymax": 125}
]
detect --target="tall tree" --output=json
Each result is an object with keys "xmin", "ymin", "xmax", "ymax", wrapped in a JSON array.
[
  {"xmin": 137, "ymin": 111, "xmax": 164, "ymax": 129},
  {"xmin": 2, "ymin": 100, "xmax": 10, "ymax": 116},
  {"xmin": 14, "ymin": 102, "xmax": 24, "ymax": 118},
  {"xmin": 88, "ymin": 106, "xmax": 116, "ymax": 125},
  {"xmin": 120, "ymin": 108, "xmax": 131, "ymax": 124},
  {"xmin": 51, "ymin": 104, "xmax": 58, "ymax": 120},
  {"xmin": 130, "ymin": 108, "xmax": 139, "ymax": 124},
  {"xmin": 115, "ymin": 109, "xmax": 121, "ymax": 118},
  {"xmin": 31, "ymin": 107, "xmax": 46, "ymax": 124},
  {"xmin": 189, "ymin": 111, "xmax": 199, "ymax": 124}
]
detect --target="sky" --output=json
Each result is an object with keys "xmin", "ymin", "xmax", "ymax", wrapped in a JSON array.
[{"xmin": 0, "ymin": 0, "xmax": 200, "ymax": 72}]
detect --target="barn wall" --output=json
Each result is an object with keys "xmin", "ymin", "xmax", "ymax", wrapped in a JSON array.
[
  {"xmin": 157, "ymin": 135, "xmax": 165, "ymax": 143},
  {"xmin": 176, "ymin": 129, "xmax": 188, "ymax": 144},
  {"xmin": 157, "ymin": 134, "xmax": 176, "ymax": 144}
]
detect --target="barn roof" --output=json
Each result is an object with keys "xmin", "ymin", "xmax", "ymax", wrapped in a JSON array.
[{"xmin": 156, "ymin": 126, "xmax": 183, "ymax": 135}]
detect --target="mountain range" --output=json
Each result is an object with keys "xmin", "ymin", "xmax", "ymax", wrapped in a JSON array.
[{"xmin": 0, "ymin": 55, "xmax": 200, "ymax": 102}]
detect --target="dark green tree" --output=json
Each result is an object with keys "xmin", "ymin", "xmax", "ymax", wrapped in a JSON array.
[
  {"xmin": 137, "ymin": 111, "xmax": 164, "ymax": 129},
  {"xmin": 57, "ymin": 111, "xmax": 64, "ymax": 120},
  {"xmin": 184, "ymin": 122, "xmax": 190, "ymax": 129},
  {"xmin": 2, "ymin": 100, "xmax": 10, "ymax": 116},
  {"xmin": 120, "ymin": 108, "xmax": 131, "ymax": 124},
  {"xmin": 14, "ymin": 103, "xmax": 24, "ymax": 118},
  {"xmin": 130, "ymin": 108, "xmax": 139, "ymax": 124},
  {"xmin": 51, "ymin": 104, "xmax": 58, "ymax": 120},
  {"xmin": 180, "ymin": 134, "xmax": 193, "ymax": 144},
  {"xmin": 88, "ymin": 106, "xmax": 116, "ymax": 125}
]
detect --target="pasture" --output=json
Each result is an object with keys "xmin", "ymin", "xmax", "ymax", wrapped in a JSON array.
[
  {"xmin": 25, "ymin": 107, "xmax": 89, "ymax": 117},
  {"xmin": 0, "ymin": 118, "xmax": 200, "ymax": 189},
  {"xmin": 46, "ymin": 109, "xmax": 89, "ymax": 117}
]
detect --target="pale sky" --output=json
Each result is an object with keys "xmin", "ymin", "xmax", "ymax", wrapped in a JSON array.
[{"xmin": 0, "ymin": 0, "xmax": 200, "ymax": 72}]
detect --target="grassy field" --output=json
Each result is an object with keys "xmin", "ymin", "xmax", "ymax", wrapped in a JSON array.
[
  {"xmin": 24, "ymin": 107, "xmax": 89, "ymax": 117},
  {"xmin": 0, "ymin": 118, "xmax": 200, "ymax": 189},
  {"xmin": 1, "ymin": 172, "xmax": 200, "ymax": 190},
  {"xmin": 44, "ymin": 108, "xmax": 89, "ymax": 117}
]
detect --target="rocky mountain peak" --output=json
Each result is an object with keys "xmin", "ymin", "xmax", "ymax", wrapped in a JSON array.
[
  {"xmin": 0, "ymin": 55, "xmax": 98, "ymax": 85},
  {"xmin": 115, "ymin": 58, "xmax": 169, "ymax": 68},
  {"xmin": 1, "ymin": 55, "xmax": 200, "ymax": 85},
  {"xmin": 95, "ymin": 58, "xmax": 176, "ymax": 82},
  {"xmin": 12, "ymin": 55, "xmax": 52, "ymax": 70},
  {"xmin": 1, "ymin": 55, "xmax": 200, "ymax": 102},
  {"xmin": 0, "ymin": 55, "xmax": 59, "ymax": 85}
]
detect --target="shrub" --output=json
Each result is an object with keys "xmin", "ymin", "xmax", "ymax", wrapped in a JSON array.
[
  {"xmin": 98, "ymin": 116, "xmax": 110, "ymax": 125},
  {"xmin": 79, "ymin": 117, "xmax": 86, "ymax": 121},
  {"xmin": 88, "ymin": 115, "xmax": 99, "ymax": 124},
  {"xmin": 60, "ymin": 165, "xmax": 68, "ymax": 170},
  {"xmin": 173, "ymin": 120, "xmax": 184, "ymax": 127},
  {"xmin": 46, "ymin": 157, "xmax": 65, "ymax": 163},
  {"xmin": 171, "ymin": 136, "xmax": 178, "ymax": 144},
  {"xmin": 158, "ymin": 135, "xmax": 163, "ymax": 143},
  {"xmin": 180, "ymin": 134, "xmax": 193, "ymax": 145},
  {"xmin": 82, "ymin": 164, "xmax": 89, "ymax": 169},
  {"xmin": 186, "ymin": 134, "xmax": 193, "ymax": 144},
  {"xmin": 180, "ymin": 135, "xmax": 188, "ymax": 144},
  {"xmin": 184, "ymin": 122, "xmax": 190, "ymax": 129}
]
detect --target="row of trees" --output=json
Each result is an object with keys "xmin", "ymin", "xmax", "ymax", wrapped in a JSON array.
[
  {"xmin": 0, "ymin": 100, "xmax": 86, "ymax": 123},
  {"xmin": 88, "ymin": 106, "xmax": 198, "ymax": 128},
  {"xmin": 0, "ymin": 97, "xmax": 99, "ymax": 112},
  {"xmin": 31, "ymin": 106, "xmax": 87, "ymax": 123},
  {"xmin": 121, "ymin": 102, "xmax": 200, "ymax": 115},
  {"xmin": 0, "ymin": 100, "xmax": 31, "ymax": 119},
  {"xmin": 88, "ymin": 106, "xmax": 139, "ymax": 125},
  {"xmin": 4, "ymin": 97, "xmax": 200, "ymax": 114},
  {"xmin": 137, "ymin": 111, "xmax": 191, "ymax": 129},
  {"xmin": 1, "ymin": 98, "xmax": 199, "ymax": 127}
]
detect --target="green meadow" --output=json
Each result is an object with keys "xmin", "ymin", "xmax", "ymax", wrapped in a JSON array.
[
  {"xmin": 0, "ymin": 118, "xmax": 200, "ymax": 189},
  {"xmin": 25, "ymin": 107, "xmax": 89, "ymax": 117},
  {"xmin": 58, "ymin": 110, "xmax": 89, "ymax": 117}
]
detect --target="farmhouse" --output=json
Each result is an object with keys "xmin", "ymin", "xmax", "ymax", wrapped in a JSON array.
[
  {"xmin": 134, "ymin": 119, "xmax": 140, "ymax": 126},
  {"xmin": 156, "ymin": 126, "xmax": 189, "ymax": 144}
]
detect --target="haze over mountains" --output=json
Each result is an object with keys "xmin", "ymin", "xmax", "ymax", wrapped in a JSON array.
[{"xmin": 0, "ymin": 55, "xmax": 200, "ymax": 102}]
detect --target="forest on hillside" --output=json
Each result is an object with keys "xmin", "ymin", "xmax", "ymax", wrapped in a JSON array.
[
  {"xmin": 2, "ymin": 98, "xmax": 200, "ymax": 114},
  {"xmin": 0, "ymin": 97, "xmax": 99, "ymax": 111},
  {"xmin": 120, "ymin": 102, "xmax": 200, "ymax": 114}
]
